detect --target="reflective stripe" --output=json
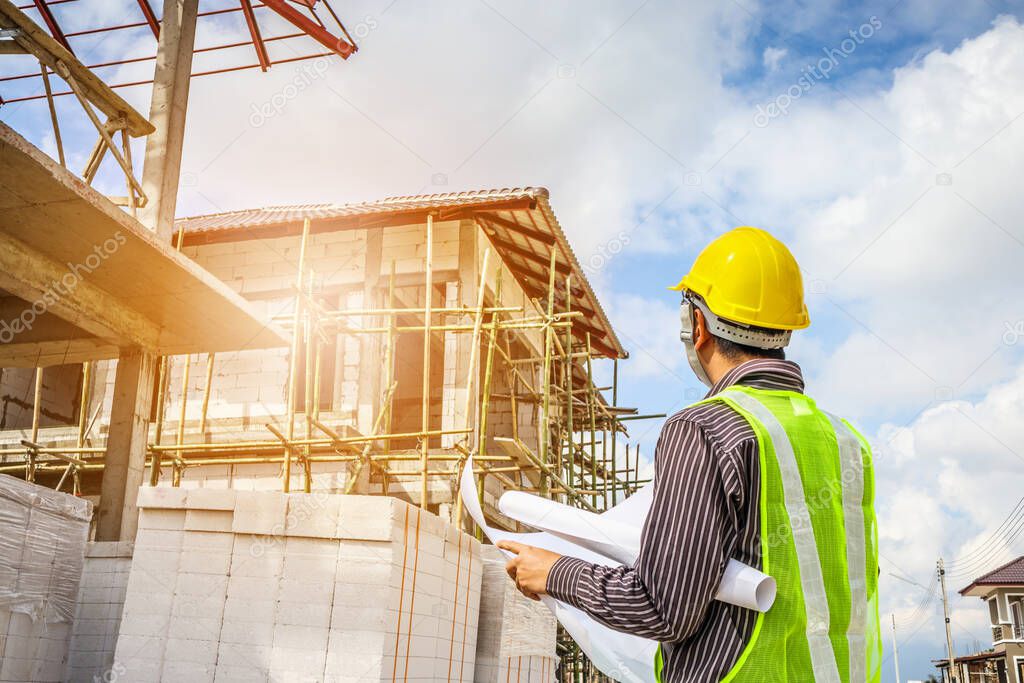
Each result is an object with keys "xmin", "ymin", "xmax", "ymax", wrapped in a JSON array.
[
  {"xmin": 828, "ymin": 413, "xmax": 867, "ymax": 683},
  {"xmin": 727, "ymin": 391, "xmax": 841, "ymax": 683}
]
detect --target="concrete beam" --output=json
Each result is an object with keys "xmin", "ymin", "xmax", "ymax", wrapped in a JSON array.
[{"xmin": 0, "ymin": 231, "xmax": 161, "ymax": 350}]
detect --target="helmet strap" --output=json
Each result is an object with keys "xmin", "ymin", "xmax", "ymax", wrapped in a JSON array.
[{"xmin": 679, "ymin": 298, "xmax": 713, "ymax": 388}]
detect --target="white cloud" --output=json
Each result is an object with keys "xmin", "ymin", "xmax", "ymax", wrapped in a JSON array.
[
  {"xmin": 672, "ymin": 16, "xmax": 1024, "ymax": 423},
  {"xmin": 762, "ymin": 46, "xmax": 788, "ymax": 71},
  {"xmin": 872, "ymin": 362, "xmax": 1024, "ymax": 654}
]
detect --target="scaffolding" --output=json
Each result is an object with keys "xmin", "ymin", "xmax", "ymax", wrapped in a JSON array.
[{"xmin": 1, "ymin": 212, "xmax": 656, "ymax": 525}]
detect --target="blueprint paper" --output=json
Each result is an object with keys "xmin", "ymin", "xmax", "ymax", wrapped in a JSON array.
[
  {"xmin": 460, "ymin": 458, "xmax": 657, "ymax": 682},
  {"xmin": 497, "ymin": 489, "xmax": 776, "ymax": 612},
  {"xmin": 460, "ymin": 457, "xmax": 777, "ymax": 682}
]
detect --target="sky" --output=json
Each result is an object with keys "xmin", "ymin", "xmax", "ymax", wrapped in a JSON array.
[{"xmin": 4, "ymin": 0, "xmax": 1024, "ymax": 680}]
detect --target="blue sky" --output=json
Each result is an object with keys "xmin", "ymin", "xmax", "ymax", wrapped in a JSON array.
[{"xmin": 4, "ymin": 1, "xmax": 1024, "ymax": 680}]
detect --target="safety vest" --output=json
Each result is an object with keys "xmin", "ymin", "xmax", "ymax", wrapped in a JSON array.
[{"xmin": 654, "ymin": 386, "xmax": 882, "ymax": 683}]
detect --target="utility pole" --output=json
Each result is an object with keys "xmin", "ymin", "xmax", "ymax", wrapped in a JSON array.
[
  {"xmin": 890, "ymin": 613, "xmax": 902, "ymax": 683},
  {"xmin": 938, "ymin": 557, "xmax": 957, "ymax": 683}
]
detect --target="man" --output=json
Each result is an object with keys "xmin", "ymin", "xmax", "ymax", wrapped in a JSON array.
[{"xmin": 499, "ymin": 227, "xmax": 882, "ymax": 682}]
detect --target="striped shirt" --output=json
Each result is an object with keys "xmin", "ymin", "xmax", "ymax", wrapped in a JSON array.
[{"xmin": 546, "ymin": 358, "xmax": 805, "ymax": 682}]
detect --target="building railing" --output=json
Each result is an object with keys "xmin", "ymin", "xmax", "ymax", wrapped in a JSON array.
[{"xmin": 991, "ymin": 623, "xmax": 1024, "ymax": 642}]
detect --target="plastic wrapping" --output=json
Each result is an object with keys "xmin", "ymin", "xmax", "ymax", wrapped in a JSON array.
[
  {"xmin": 479, "ymin": 545, "xmax": 557, "ymax": 658},
  {"xmin": 0, "ymin": 474, "xmax": 92, "ymax": 623}
]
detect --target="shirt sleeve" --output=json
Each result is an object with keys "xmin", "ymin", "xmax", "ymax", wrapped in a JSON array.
[{"xmin": 545, "ymin": 416, "xmax": 734, "ymax": 643}]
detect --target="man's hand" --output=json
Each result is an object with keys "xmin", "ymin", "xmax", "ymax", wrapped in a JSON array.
[{"xmin": 496, "ymin": 541, "xmax": 561, "ymax": 601}]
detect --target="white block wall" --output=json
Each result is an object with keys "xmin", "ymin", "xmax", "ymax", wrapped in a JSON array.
[
  {"xmin": 113, "ymin": 487, "xmax": 482, "ymax": 682},
  {"xmin": 65, "ymin": 541, "xmax": 133, "ymax": 683},
  {"xmin": 474, "ymin": 545, "xmax": 558, "ymax": 683}
]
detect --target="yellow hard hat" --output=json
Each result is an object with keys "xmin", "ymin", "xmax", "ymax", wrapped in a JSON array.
[{"xmin": 669, "ymin": 226, "xmax": 810, "ymax": 330}]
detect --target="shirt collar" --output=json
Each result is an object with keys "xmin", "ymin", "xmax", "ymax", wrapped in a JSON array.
[{"xmin": 705, "ymin": 358, "xmax": 805, "ymax": 399}]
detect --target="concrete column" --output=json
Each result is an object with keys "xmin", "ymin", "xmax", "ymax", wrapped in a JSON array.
[
  {"xmin": 139, "ymin": 0, "xmax": 199, "ymax": 241},
  {"xmin": 97, "ymin": 0, "xmax": 197, "ymax": 541},
  {"xmin": 96, "ymin": 349, "xmax": 157, "ymax": 541}
]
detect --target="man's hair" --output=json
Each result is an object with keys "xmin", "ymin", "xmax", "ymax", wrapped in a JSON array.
[
  {"xmin": 712, "ymin": 333, "xmax": 786, "ymax": 361},
  {"xmin": 689, "ymin": 293, "xmax": 788, "ymax": 361}
]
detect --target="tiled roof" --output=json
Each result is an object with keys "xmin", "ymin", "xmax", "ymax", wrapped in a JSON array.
[
  {"xmin": 174, "ymin": 187, "xmax": 627, "ymax": 359},
  {"xmin": 174, "ymin": 187, "xmax": 548, "ymax": 234},
  {"xmin": 959, "ymin": 556, "xmax": 1024, "ymax": 594}
]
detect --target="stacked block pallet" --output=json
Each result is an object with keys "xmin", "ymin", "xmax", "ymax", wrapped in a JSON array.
[
  {"xmin": 474, "ymin": 545, "xmax": 558, "ymax": 683},
  {"xmin": 65, "ymin": 541, "xmax": 133, "ymax": 683},
  {"xmin": 0, "ymin": 474, "xmax": 92, "ymax": 682},
  {"xmin": 113, "ymin": 487, "xmax": 482, "ymax": 682}
]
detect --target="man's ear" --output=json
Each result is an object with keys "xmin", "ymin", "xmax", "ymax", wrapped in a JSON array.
[{"xmin": 692, "ymin": 307, "xmax": 713, "ymax": 352}]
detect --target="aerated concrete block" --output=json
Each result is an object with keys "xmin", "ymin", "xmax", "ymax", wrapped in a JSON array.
[{"xmin": 114, "ymin": 490, "xmax": 482, "ymax": 682}]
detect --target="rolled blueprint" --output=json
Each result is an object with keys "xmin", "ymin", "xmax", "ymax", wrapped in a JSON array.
[
  {"xmin": 460, "ymin": 457, "xmax": 777, "ymax": 682},
  {"xmin": 460, "ymin": 458, "xmax": 656, "ymax": 683},
  {"xmin": 497, "ymin": 489, "xmax": 777, "ymax": 612}
]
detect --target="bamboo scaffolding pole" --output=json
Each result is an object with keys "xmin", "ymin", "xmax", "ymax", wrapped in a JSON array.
[
  {"xmin": 419, "ymin": 214, "xmax": 434, "ymax": 510},
  {"xmin": 198, "ymin": 353, "xmax": 215, "ymax": 435},
  {"xmin": 381, "ymin": 262, "xmax": 397, "ymax": 496},
  {"xmin": 584, "ymin": 333, "xmax": 598, "ymax": 509},
  {"xmin": 343, "ymin": 382, "xmax": 397, "ymax": 495},
  {"xmin": 273, "ymin": 305, "xmax": 524, "ymax": 320},
  {"xmin": 461, "ymin": 267, "xmax": 501, "ymax": 536},
  {"xmin": 303, "ymin": 270, "xmax": 317, "ymax": 493},
  {"xmin": 146, "ymin": 426, "xmax": 475, "ymax": 453},
  {"xmin": 172, "ymin": 356, "xmax": 190, "ymax": 487},
  {"xmin": 75, "ymin": 362, "xmax": 91, "ymax": 451},
  {"xmin": 610, "ymin": 359, "xmax": 618, "ymax": 505},
  {"xmin": 27, "ymin": 367, "xmax": 42, "ymax": 483},
  {"xmin": 461, "ymin": 247, "xmax": 491, "ymax": 454},
  {"xmin": 148, "ymin": 348, "xmax": 169, "ymax": 486},
  {"xmin": 496, "ymin": 437, "xmax": 597, "ymax": 513},
  {"xmin": 283, "ymin": 218, "xmax": 311, "ymax": 493},
  {"xmin": 293, "ymin": 318, "xmax": 579, "ymax": 336},
  {"xmin": 538, "ymin": 248, "xmax": 558, "ymax": 496}
]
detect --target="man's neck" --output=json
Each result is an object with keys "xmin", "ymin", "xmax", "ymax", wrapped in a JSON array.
[{"xmin": 705, "ymin": 354, "xmax": 760, "ymax": 386}]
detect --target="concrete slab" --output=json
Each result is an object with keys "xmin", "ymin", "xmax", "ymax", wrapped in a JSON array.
[{"xmin": 0, "ymin": 122, "xmax": 286, "ymax": 367}]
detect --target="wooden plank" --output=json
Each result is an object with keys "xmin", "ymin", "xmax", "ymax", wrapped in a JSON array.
[
  {"xmin": 0, "ymin": 0, "xmax": 153, "ymax": 136},
  {"xmin": 494, "ymin": 437, "xmax": 541, "ymax": 487},
  {"xmin": 474, "ymin": 210, "xmax": 556, "ymax": 245},
  {"xmin": 478, "ymin": 221, "xmax": 572, "ymax": 275}
]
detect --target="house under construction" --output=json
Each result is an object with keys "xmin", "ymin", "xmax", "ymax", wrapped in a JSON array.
[
  {"xmin": 0, "ymin": 0, "xmax": 653, "ymax": 679},
  {"xmin": 1, "ymin": 187, "xmax": 649, "ymax": 524}
]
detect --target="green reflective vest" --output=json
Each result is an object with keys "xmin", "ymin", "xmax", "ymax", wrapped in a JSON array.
[{"xmin": 655, "ymin": 386, "xmax": 882, "ymax": 682}]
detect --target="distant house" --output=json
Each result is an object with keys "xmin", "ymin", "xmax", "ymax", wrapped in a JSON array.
[{"xmin": 935, "ymin": 556, "xmax": 1024, "ymax": 683}]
